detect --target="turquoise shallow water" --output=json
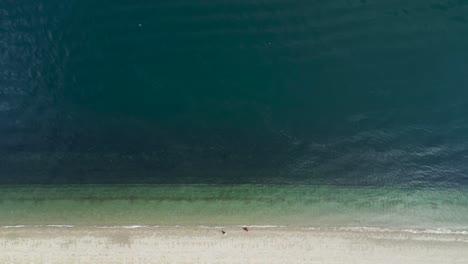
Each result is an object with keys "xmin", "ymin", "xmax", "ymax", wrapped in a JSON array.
[{"xmin": 0, "ymin": 185, "xmax": 467, "ymax": 231}]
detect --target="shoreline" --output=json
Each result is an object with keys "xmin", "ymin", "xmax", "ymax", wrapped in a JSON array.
[
  {"xmin": 1, "ymin": 226, "xmax": 467, "ymax": 263},
  {"xmin": 2, "ymin": 224, "xmax": 468, "ymax": 236}
]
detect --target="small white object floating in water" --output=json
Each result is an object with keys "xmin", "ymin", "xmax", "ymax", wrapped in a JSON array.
[{"xmin": 138, "ymin": 24, "xmax": 142, "ymax": 27}]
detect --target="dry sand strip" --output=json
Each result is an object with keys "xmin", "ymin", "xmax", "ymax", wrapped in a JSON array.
[{"xmin": 0, "ymin": 226, "xmax": 467, "ymax": 264}]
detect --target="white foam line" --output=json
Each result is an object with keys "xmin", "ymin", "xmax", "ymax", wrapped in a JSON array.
[
  {"xmin": 94, "ymin": 225, "xmax": 160, "ymax": 229},
  {"xmin": 300, "ymin": 227, "xmax": 318, "ymax": 230},
  {"xmin": 411, "ymin": 237, "xmax": 468, "ymax": 243},
  {"xmin": 2, "ymin": 225, "xmax": 27, "ymax": 228},
  {"xmin": 401, "ymin": 228, "xmax": 468, "ymax": 235},
  {"xmin": 2, "ymin": 225, "xmax": 75, "ymax": 229},
  {"xmin": 333, "ymin": 226, "xmax": 468, "ymax": 235},
  {"xmin": 1, "ymin": 225, "xmax": 467, "ymax": 236},
  {"xmin": 238, "ymin": 225, "xmax": 286, "ymax": 228},
  {"xmin": 46, "ymin": 225, "xmax": 74, "ymax": 228}
]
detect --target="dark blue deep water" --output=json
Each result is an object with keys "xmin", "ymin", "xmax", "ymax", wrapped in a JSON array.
[{"xmin": 1, "ymin": 0, "xmax": 468, "ymax": 186}]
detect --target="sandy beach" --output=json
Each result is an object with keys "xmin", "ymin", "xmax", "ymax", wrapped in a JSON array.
[{"xmin": 1, "ymin": 226, "xmax": 467, "ymax": 264}]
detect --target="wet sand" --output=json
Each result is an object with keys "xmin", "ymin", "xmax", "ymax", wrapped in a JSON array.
[{"xmin": 1, "ymin": 226, "xmax": 467, "ymax": 263}]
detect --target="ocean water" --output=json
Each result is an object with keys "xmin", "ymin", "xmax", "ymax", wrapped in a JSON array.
[
  {"xmin": 1, "ymin": 1, "xmax": 468, "ymax": 234},
  {"xmin": 1, "ymin": 0, "xmax": 468, "ymax": 186}
]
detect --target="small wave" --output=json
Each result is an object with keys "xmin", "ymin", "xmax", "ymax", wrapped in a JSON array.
[
  {"xmin": 46, "ymin": 225, "xmax": 74, "ymax": 228},
  {"xmin": 94, "ymin": 225, "xmax": 159, "ymax": 229},
  {"xmin": 299, "ymin": 227, "xmax": 318, "ymax": 230},
  {"xmin": 401, "ymin": 228, "xmax": 468, "ymax": 235},
  {"xmin": 2, "ymin": 225, "xmax": 73, "ymax": 228},
  {"xmin": 335, "ymin": 226, "xmax": 468, "ymax": 235},
  {"xmin": 238, "ymin": 225, "xmax": 286, "ymax": 228}
]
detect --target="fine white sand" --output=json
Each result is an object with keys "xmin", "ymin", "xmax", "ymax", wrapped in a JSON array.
[{"xmin": 1, "ymin": 226, "xmax": 467, "ymax": 264}]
